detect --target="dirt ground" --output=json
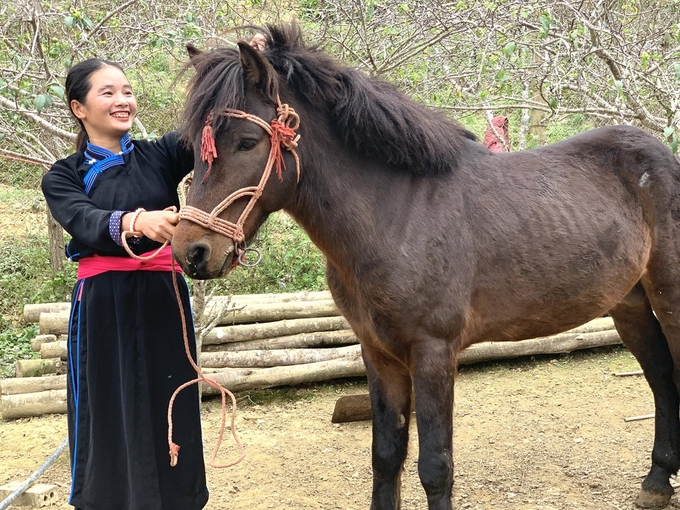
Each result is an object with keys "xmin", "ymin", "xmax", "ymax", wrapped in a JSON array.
[{"xmin": 2, "ymin": 346, "xmax": 680, "ymax": 510}]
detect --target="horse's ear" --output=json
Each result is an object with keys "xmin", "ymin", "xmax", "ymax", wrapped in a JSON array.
[
  {"xmin": 186, "ymin": 43, "xmax": 203, "ymax": 65},
  {"xmin": 237, "ymin": 41, "xmax": 278, "ymax": 100}
]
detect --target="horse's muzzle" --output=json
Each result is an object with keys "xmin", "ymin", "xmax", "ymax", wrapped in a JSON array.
[{"xmin": 174, "ymin": 240, "xmax": 235, "ymax": 279}]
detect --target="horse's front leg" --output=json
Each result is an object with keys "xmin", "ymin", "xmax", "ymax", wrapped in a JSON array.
[
  {"xmin": 363, "ymin": 347, "xmax": 413, "ymax": 510},
  {"xmin": 411, "ymin": 338, "xmax": 455, "ymax": 510}
]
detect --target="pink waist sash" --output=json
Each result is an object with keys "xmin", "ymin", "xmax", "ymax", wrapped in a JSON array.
[{"xmin": 77, "ymin": 246, "xmax": 181, "ymax": 279}]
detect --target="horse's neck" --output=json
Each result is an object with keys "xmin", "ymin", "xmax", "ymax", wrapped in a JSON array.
[{"xmin": 285, "ymin": 153, "xmax": 394, "ymax": 271}]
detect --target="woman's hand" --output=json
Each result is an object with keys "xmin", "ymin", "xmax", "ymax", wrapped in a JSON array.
[{"xmin": 122, "ymin": 206, "xmax": 179, "ymax": 243}]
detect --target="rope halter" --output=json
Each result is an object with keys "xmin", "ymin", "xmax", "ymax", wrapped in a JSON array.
[{"xmin": 179, "ymin": 97, "xmax": 301, "ymax": 249}]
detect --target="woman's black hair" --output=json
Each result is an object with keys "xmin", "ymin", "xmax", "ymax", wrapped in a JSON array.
[{"xmin": 65, "ymin": 58, "xmax": 125, "ymax": 151}]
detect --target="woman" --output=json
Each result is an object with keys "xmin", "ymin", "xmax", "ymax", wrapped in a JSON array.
[{"xmin": 41, "ymin": 59, "xmax": 208, "ymax": 510}]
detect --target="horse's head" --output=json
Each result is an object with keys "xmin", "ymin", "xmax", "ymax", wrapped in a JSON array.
[{"xmin": 173, "ymin": 40, "xmax": 301, "ymax": 279}]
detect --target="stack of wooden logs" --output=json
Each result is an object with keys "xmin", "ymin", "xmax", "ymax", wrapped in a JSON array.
[{"xmin": 1, "ymin": 290, "xmax": 624, "ymax": 420}]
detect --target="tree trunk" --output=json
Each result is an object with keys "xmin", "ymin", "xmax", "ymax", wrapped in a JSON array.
[
  {"xmin": 529, "ymin": 88, "xmax": 547, "ymax": 147},
  {"xmin": 1, "ymin": 374, "xmax": 67, "ymax": 395},
  {"xmin": 0, "ymin": 325, "xmax": 622, "ymax": 419},
  {"xmin": 38, "ymin": 300, "xmax": 343, "ymax": 335},
  {"xmin": 203, "ymin": 316, "xmax": 350, "ymax": 345},
  {"xmin": 14, "ymin": 358, "xmax": 65, "ymax": 377},
  {"xmin": 29, "ymin": 338, "xmax": 362, "ymax": 366},
  {"xmin": 205, "ymin": 299, "xmax": 340, "ymax": 325},
  {"xmin": 201, "ymin": 356, "xmax": 366, "ymax": 396},
  {"xmin": 23, "ymin": 293, "xmax": 334, "ymax": 325},
  {"xmin": 205, "ymin": 330, "xmax": 358, "ymax": 352},
  {"xmin": 458, "ymin": 329, "xmax": 621, "ymax": 365},
  {"xmin": 46, "ymin": 206, "xmax": 64, "ymax": 275},
  {"xmin": 331, "ymin": 394, "xmax": 373, "ymax": 423},
  {"xmin": 38, "ymin": 311, "xmax": 70, "ymax": 335},
  {"xmin": 40, "ymin": 341, "xmax": 67, "ymax": 360},
  {"xmin": 30, "ymin": 334, "xmax": 58, "ymax": 352},
  {"xmin": 201, "ymin": 344, "xmax": 361, "ymax": 368},
  {"xmin": 1, "ymin": 389, "xmax": 67, "ymax": 420},
  {"xmin": 517, "ymin": 82, "xmax": 528, "ymax": 151},
  {"xmin": 23, "ymin": 303, "xmax": 71, "ymax": 324},
  {"xmin": 208, "ymin": 290, "xmax": 331, "ymax": 304}
]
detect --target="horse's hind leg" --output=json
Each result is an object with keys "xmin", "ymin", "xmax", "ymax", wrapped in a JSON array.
[
  {"xmin": 609, "ymin": 283, "xmax": 680, "ymax": 509},
  {"xmin": 363, "ymin": 347, "xmax": 413, "ymax": 510}
]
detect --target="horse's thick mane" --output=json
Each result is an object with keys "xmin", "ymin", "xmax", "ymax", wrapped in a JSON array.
[{"xmin": 180, "ymin": 22, "xmax": 477, "ymax": 176}]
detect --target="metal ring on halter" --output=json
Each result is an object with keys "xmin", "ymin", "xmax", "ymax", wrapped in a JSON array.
[{"xmin": 237, "ymin": 246, "xmax": 262, "ymax": 267}]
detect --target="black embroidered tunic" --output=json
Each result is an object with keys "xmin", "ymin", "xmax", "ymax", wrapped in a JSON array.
[{"xmin": 41, "ymin": 133, "xmax": 208, "ymax": 510}]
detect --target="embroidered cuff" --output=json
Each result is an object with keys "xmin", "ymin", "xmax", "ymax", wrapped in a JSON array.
[{"xmin": 109, "ymin": 210, "xmax": 140, "ymax": 246}]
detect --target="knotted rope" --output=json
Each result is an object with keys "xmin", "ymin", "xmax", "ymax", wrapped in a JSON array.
[{"xmin": 180, "ymin": 97, "xmax": 301, "ymax": 245}]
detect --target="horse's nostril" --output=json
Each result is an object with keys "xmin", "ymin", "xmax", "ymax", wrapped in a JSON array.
[{"xmin": 186, "ymin": 242, "xmax": 211, "ymax": 274}]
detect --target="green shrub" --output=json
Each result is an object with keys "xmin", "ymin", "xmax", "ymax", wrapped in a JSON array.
[
  {"xmin": 0, "ymin": 324, "xmax": 39, "ymax": 378},
  {"xmin": 0, "ymin": 236, "xmax": 76, "ymax": 323}
]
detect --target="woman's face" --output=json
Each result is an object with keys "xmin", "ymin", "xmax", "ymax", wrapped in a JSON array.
[{"xmin": 71, "ymin": 65, "xmax": 137, "ymax": 146}]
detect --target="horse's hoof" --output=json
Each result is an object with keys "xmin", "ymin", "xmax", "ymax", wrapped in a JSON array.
[{"xmin": 634, "ymin": 487, "xmax": 673, "ymax": 509}]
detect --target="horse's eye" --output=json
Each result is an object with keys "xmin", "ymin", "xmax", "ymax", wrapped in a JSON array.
[{"xmin": 238, "ymin": 139, "xmax": 257, "ymax": 151}]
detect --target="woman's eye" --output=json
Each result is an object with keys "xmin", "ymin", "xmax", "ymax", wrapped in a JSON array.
[{"xmin": 238, "ymin": 139, "xmax": 257, "ymax": 151}]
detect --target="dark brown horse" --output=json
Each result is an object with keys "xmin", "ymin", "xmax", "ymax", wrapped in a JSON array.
[{"xmin": 172, "ymin": 23, "xmax": 680, "ymax": 510}]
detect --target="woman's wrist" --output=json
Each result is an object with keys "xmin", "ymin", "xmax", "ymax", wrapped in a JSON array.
[{"xmin": 128, "ymin": 208, "xmax": 146, "ymax": 235}]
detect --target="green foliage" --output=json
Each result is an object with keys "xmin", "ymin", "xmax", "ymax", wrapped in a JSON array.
[
  {"xmin": 502, "ymin": 41, "xmax": 516, "ymax": 57},
  {"xmin": 0, "ymin": 159, "xmax": 43, "ymax": 189},
  {"xmin": 542, "ymin": 113, "xmax": 589, "ymax": 144},
  {"xmin": 33, "ymin": 93, "xmax": 53, "ymax": 114},
  {"xmin": 0, "ymin": 236, "xmax": 76, "ymax": 323},
  {"xmin": 538, "ymin": 13, "xmax": 552, "ymax": 36},
  {"xmin": 0, "ymin": 323, "xmax": 39, "ymax": 378}
]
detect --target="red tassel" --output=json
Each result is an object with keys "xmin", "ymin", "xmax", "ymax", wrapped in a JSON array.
[
  {"xmin": 200, "ymin": 112, "xmax": 217, "ymax": 183},
  {"xmin": 270, "ymin": 120, "xmax": 297, "ymax": 181}
]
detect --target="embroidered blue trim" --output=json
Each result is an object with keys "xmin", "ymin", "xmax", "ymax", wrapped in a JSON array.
[
  {"xmin": 109, "ymin": 210, "xmax": 125, "ymax": 246},
  {"xmin": 82, "ymin": 133, "xmax": 134, "ymax": 195},
  {"xmin": 109, "ymin": 210, "xmax": 140, "ymax": 246},
  {"xmin": 65, "ymin": 245, "xmax": 80, "ymax": 262},
  {"xmin": 67, "ymin": 280, "xmax": 84, "ymax": 504}
]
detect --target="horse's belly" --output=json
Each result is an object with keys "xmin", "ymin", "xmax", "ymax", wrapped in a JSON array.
[
  {"xmin": 459, "ymin": 183, "xmax": 653, "ymax": 344},
  {"xmin": 464, "ymin": 247, "xmax": 649, "ymax": 344}
]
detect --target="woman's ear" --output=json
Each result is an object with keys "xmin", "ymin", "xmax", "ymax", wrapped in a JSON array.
[{"xmin": 71, "ymin": 99, "xmax": 86, "ymax": 120}]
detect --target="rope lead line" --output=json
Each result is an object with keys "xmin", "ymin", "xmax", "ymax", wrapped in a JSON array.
[
  {"xmin": 167, "ymin": 256, "xmax": 244, "ymax": 468},
  {"xmin": 121, "ymin": 234, "xmax": 244, "ymax": 469}
]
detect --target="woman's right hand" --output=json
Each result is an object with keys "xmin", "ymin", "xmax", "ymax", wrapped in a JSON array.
[{"xmin": 123, "ymin": 207, "xmax": 180, "ymax": 243}]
